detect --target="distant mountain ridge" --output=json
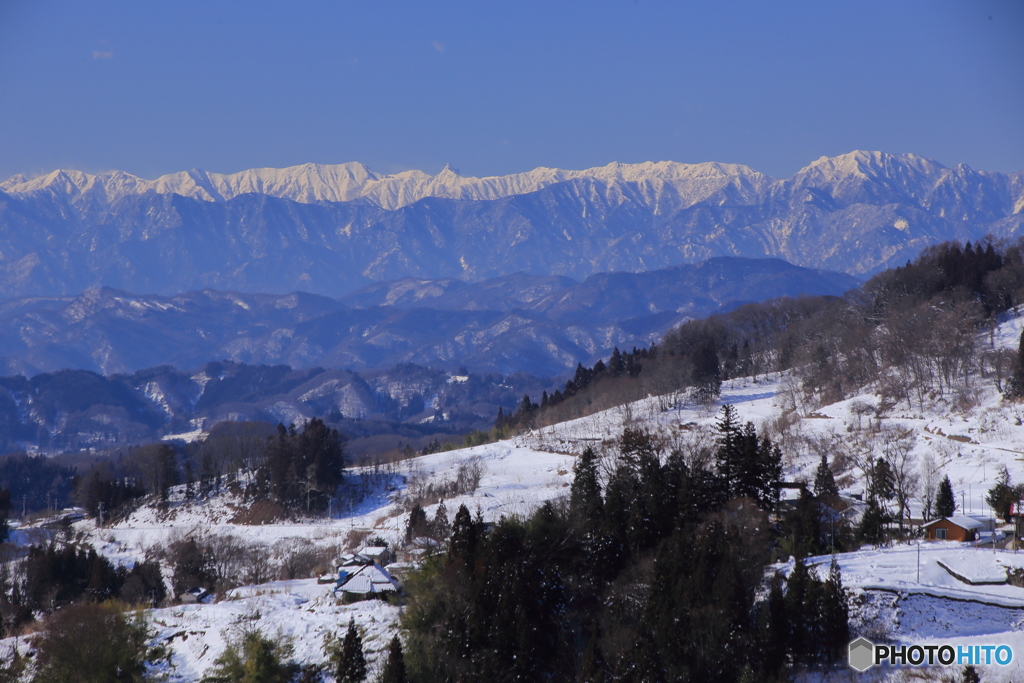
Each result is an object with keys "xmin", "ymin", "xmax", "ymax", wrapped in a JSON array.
[
  {"xmin": 1, "ymin": 159, "xmax": 769, "ymax": 211},
  {"xmin": 0, "ymin": 150, "xmax": 1021, "ymax": 297},
  {"xmin": 0, "ymin": 257, "xmax": 858, "ymax": 377}
]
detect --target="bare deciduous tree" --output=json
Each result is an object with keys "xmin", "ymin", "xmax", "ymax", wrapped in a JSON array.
[
  {"xmin": 882, "ymin": 428, "xmax": 919, "ymax": 534},
  {"xmin": 920, "ymin": 451, "xmax": 940, "ymax": 521}
]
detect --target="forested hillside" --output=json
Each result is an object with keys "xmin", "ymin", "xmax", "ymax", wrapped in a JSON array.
[{"xmin": 504, "ymin": 239, "xmax": 1024, "ymax": 432}]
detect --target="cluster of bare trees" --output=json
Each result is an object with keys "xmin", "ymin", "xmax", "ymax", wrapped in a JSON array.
[
  {"xmin": 401, "ymin": 458, "xmax": 484, "ymax": 511},
  {"xmin": 161, "ymin": 530, "xmax": 340, "ymax": 596},
  {"xmin": 799, "ymin": 412, "xmax": 953, "ymax": 538}
]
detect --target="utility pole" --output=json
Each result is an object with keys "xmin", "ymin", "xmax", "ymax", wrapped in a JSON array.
[{"xmin": 917, "ymin": 541, "xmax": 920, "ymax": 583}]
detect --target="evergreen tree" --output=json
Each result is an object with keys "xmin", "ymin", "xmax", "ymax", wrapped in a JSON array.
[
  {"xmin": 200, "ymin": 452, "xmax": 216, "ymax": 496},
  {"xmin": 868, "ymin": 457, "xmax": 895, "ymax": 506},
  {"xmin": 715, "ymin": 405, "xmax": 742, "ymax": 497},
  {"xmin": 298, "ymin": 417, "xmax": 346, "ymax": 510},
  {"xmin": 690, "ymin": 340, "xmax": 722, "ymax": 403},
  {"xmin": 714, "ymin": 408, "xmax": 781, "ymax": 510},
  {"xmin": 405, "ymin": 504, "xmax": 428, "ymax": 543},
  {"xmin": 753, "ymin": 434, "xmax": 783, "ymax": 511},
  {"xmin": 1011, "ymin": 329, "xmax": 1024, "ymax": 398},
  {"xmin": 857, "ymin": 501, "xmax": 891, "ymax": 546},
  {"xmin": 761, "ymin": 573, "xmax": 788, "ymax": 675},
  {"xmin": 30, "ymin": 602, "xmax": 156, "ymax": 683},
  {"xmin": 431, "ymin": 500, "xmax": 450, "ymax": 540},
  {"xmin": 157, "ymin": 444, "xmax": 178, "ymax": 503},
  {"xmin": 379, "ymin": 635, "xmax": 407, "ymax": 683},
  {"xmin": 935, "ymin": 475, "xmax": 956, "ymax": 518},
  {"xmin": 732, "ymin": 422, "xmax": 762, "ymax": 501},
  {"xmin": 962, "ymin": 665, "xmax": 981, "ymax": 683},
  {"xmin": 784, "ymin": 488, "xmax": 824, "ymax": 558},
  {"xmin": 0, "ymin": 488, "xmax": 10, "ymax": 544},
  {"xmin": 448, "ymin": 504, "xmax": 478, "ymax": 563},
  {"xmin": 821, "ymin": 557, "xmax": 849, "ymax": 669},
  {"xmin": 609, "ymin": 347, "xmax": 625, "ymax": 376},
  {"xmin": 330, "ymin": 619, "xmax": 367, "ymax": 683},
  {"xmin": 813, "ymin": 454, "xmax": 839, "ymax": 499},
  {"xmin": 206, "ymin": 628, "xmax": 296, "ymax": 683},
  {"xmin": 266, "ymin": 418, "xmax": 345, "ymax": 510},
  {"xmin": 986, "ymin": 465, "xmax": 1022, "ymax": 523},
  {"xmin": 785, "ymin": 559, "xmax": 813, "ymax": 666},
  {"xmin": 569, "ymin": 446, "xmax": 604, "ymax": 524}
]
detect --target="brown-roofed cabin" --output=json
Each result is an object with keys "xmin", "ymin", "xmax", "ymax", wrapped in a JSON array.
[{"xmin": 922, "ymin": 516, "xmax": 983, "ymax": 542}]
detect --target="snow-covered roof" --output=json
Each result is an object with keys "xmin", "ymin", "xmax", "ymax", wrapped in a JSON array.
[
  {"xmin": 337, "ymin": 563, "xmax": 400, "ymax": 594},
  {"xmin": 337, "ymin": 552, "xmax": 372, "ymax": 568},
  {"xmin": 922, "ymin": 516, "xmax": 985, "ymax": 530}
]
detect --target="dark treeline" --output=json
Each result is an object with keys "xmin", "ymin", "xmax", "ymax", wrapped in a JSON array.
[
  {"xmin": 0, "ymin": 540, "xmax": 166, "ymax": 637},
  {"xmin": 403, "ymin": 425, "xmax": 848, "ymax": 682},
  {"xmin": 69, "ymin": 416, "xmax": 347, "ymax": 524},
  {"xmin": 0, "ymin": 453, "xmax": 76, "ymax": 515},
  {"xmin": 500, "ymin": 239, "xmax": 1024, "ymax": 430},
  {"xmin": 497, "ymin": 346, "xmax": 654, "ymax": 431}
]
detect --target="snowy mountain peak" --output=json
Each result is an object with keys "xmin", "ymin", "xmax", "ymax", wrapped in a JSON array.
[
  {"xmin": 802, "ymin": 150, "xmax": 947, "ymax": 180},
  {"xmin": 2, "ymin": 152, "xmax": 1015, "ymax": 220},
  {"xmin": 0, "ymin": 157, "xmax": 774, "ymax": 210}
]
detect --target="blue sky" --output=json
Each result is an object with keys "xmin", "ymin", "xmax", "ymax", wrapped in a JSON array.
[{"xmin": 0, "ymin": 0, "xmax": 1021, "ymax": 180}]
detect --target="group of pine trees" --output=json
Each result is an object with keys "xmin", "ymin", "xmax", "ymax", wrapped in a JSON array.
[
  {"xmin": 67, "ymin": 416, "xmax": 347, "ymax": 524},
  {"xmin": 496, "ymin": 346, "xmax": 655, "ymax": 432},
  {"xmin": 401, "ymin": 421, "xmax": 848, "ymax": 682},
  {"xmin": 713, "ymin": 405, "xmax": 782, "ymax": 509},
  {"xmin": 260, "ymin": 418, "xmax": 346, "ymax": 512},
  {"xmin": 0, "ymin": 540, "xmax": 166, "ymax": 637}
]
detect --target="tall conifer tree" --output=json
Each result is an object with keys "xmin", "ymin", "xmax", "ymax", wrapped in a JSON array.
[
  {"xmin": 570, "ymin": 446, "xmax": 604, "ymax": 524},
  {"xmin": 379, "ymin": 636, "xmax": 407, "ymax": 683},
  {"xmin": 935, "ymin": 475, "xmax": 956, "ymax": 518},
  {"xmin": 814, "ymin": 454, "xmax": 839, "ymax": 499},
  {"xmin": 331, "ymin": 618, "xmax": 367, "ymax": 683}
]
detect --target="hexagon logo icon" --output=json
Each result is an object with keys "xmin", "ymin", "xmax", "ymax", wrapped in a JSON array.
[{"xmin": 849, "ymin": 637, "xmax": 875, "ymax": 672}]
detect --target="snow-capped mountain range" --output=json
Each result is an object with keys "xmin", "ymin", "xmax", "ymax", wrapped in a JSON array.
[
  {"xmin": 1, "ymin": 151, "xmax": 1022, "ymax": 297},
  {"xmin": 1, "ymin": 159, "xmax": 770, "ymax": 211}
]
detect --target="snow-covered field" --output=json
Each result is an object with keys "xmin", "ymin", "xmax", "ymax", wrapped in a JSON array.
[
  {"xmin": 1, "ymin": 443, "xmax": 579, "ymax": 680},
  {"xmin": 8, "ymin": 312, "xmax": 1024, "ymax": 680},
  {"xmin": 148, "ymin": 579, "xmax": 400, "ymax": 681}
]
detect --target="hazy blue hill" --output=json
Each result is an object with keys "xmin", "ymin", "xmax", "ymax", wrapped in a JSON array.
[{"xmin": 0, "ymin": 258, "xmax": 859, "ymax": 377}]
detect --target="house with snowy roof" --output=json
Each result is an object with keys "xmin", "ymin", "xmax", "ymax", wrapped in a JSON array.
[
  {"xmin": 922, "ymin": 516, "xmax": 984, "ymax": 541},
  {"xmin": 359, "ymin": 546, "xmax": 392, "ymax": 566},
  {"xmin": 334, "ymin": 562, "xmax": 401, "ymax": 601}
]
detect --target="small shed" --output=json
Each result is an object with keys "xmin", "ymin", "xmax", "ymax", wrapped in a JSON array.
[
  {"xmin": 178, "ymin": 586, "xmax": 210, "ymax": 604},
  {"xmin": 359, "ymin": 546, "xmax": 393, "ymax": 567},
  {"xmin": 923, "ymin": 516, "xmax": 984, "ymax": 541}
]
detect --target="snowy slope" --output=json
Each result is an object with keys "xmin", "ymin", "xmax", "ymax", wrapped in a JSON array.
[{"xmin": 10, "ymin": 309, "xmax": 1024, "ymax": 680}]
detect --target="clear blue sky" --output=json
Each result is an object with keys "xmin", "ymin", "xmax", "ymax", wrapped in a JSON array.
[{"xmin": 1, "ymin": 0, "xmax": 1021, "ymax": 181}]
